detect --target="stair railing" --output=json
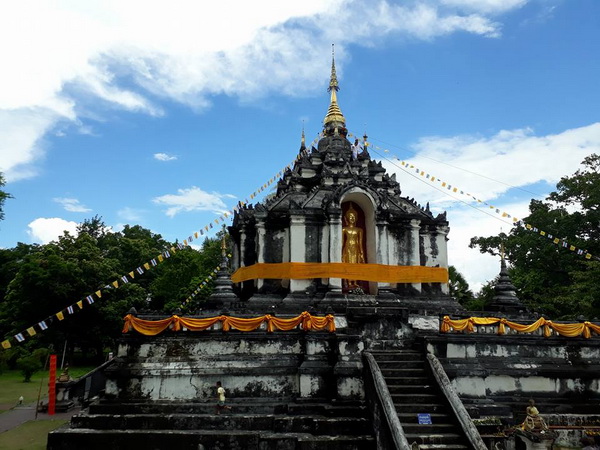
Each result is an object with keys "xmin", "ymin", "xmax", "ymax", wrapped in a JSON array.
[
  {"xmin": 363, "ymin": 351, "xmax": 411, "ymax": 450},
  {"xmin": 60, "ymin": 357, "xmax": 116, "ymax": 407},
  {"xmin": 426, "ymin": 353, "xmax": 488, "ymax": 450}
]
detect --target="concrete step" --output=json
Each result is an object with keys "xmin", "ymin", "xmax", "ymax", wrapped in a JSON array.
[
  {"xmin": 48, "ymin": 428, "xmax": 376, "ymax": 450},
  {"xmin": 88, "ymin": 399, "xmax": 291, "ymax": 415},
  {"xmin": 380, "ymin": 368, "xmax": 427, "ymax": 377},
  {"xmin": 404, "ymin": 433, "xmax": 467, "ymax": 446},
  {"xmin": 374, "ymin": 360, "xmax": 425, "ymax": 369},
  {"xmin": 388, "ymin": 384, "xmax": 434, "ymax": 394},
  {"xmin": 392, "ymin": 393, "xmax": 440, "ymax": 404},
  {"xmin": 384, "ymin": 376, "xmax": 430, "ymax": 385},
  {"xmin": 416, "ymin": 445, "xmax": 469, "ymax": 450},
  {"xmin": 397, "ymin": 413, "xmax": 453, "ymax": 424},
  {"xmin": 396, "ymin": 403, "xmax": 449, "ymax": 414},
  {"xmin": 70, "ymin": 413, "xmax": 371, "ymax": 435},
  {"xmin": 370, "ymin": 351, "xmax": 423, "ymax": 361},
  {"xmin": 287, "ymin": 402, "xmax": 368, "ymax": 418},
  {"xmin": 401, "ymin": 423, "xmax": 457, "ymax": 435}
]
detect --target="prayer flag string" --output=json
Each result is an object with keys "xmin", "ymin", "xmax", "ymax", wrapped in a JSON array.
[
  {"xmin": 350, "ymin": 131, "xmax": 597, "ymax": 263},
  {"xmin": 1, "ymin": 135, "xmax": 322, "ymax": 350}
]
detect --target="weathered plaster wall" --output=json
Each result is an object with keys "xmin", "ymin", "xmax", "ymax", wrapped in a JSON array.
[
  {"xmin": 108, "ymin": 331, "xmax": 365, "ymax": 402},
  {"xmin": 426, "ymin": 335, "xmax": 600, "ymax": 399}
]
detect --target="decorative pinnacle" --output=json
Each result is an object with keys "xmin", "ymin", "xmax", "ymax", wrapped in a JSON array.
[
  {"xmin": 301, "ymin": 121, "xmax": 305, "ymax": 147},
  {"xmin": 328, "ymin": 44, "xmax": 339, "ymax": 93},
  {"xmin": 221, "ymin": 224, "xmax": 227, "ymax": 257},
  {"xmin": 323, "ymin": 44, "xmax": 345, "ymax": 126}
]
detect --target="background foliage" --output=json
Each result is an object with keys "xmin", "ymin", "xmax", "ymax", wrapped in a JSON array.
[
  {"xmin": 470, "ymin": 154, "xmax": 600, "ymax": 319},
  {"xmin": 0, "ymin": 210, "xmax": 223, "ymax": 365}
]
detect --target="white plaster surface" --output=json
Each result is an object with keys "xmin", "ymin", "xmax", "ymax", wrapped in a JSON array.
[
  {"xmin": 453, "ymin": 377, "xmax": 486, "ymax": 397},
  {"xmin": 337, "ymin": 377, "xmax": 365, "ymax": 400},
  {"xmin": 484, "ymin": 375, "xmax": 518, "ymax": 394},
  {"xmin": 519, "ymin": 376, "xmax": 557, "ymax": 392},
  {"xmin": 408, "ymin": 315, "xmax": 439, "ymax": 331},
  {"xmin": 334, "ymin": 316, "xmax": 348, "ymax": 329}
]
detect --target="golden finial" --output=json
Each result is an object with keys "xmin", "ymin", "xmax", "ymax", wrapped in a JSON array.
[
  {"xmin": 323, "ymin": 44, "xmax": 346, "ymax": 126},
  {"xmin": 221, "ymin": 224, "xmax": 227, "ymax": 256},
  {"xmin": 328, "ymin": 44, "xmax": 339, "ymax": 93},
  {"xmin": 301, "ymin": 121, "xmax": 305, "ymax": 147}
]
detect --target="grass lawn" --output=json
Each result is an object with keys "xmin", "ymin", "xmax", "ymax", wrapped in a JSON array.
[
  {"xmin": 0, "ymin": 419, "xmax": 67, "ymax": 450},
  {"xmin": 0, "ymin": 366, "xmax": 95, "ymax": 413},
  {"xmin": 0, "ymin": 371, "xmax": 47, "ymax": 412}
]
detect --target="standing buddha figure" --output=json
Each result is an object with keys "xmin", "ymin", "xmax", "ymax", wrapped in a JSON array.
[{"xmin": 342, "ymin": 203, "xmax": 365, "ymax": 288}]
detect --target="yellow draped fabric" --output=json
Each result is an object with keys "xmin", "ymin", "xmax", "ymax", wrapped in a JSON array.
[
  {"xmin": 231, "ymin": 262, "xmax": 448, "ymax": 284},
  {"xmin": 441, "ymin": 316, "xmax": 600, "ymax": 339},
  {"xmin": 122, "ymin": 311, "xmax": 335, "ymax": 336}
]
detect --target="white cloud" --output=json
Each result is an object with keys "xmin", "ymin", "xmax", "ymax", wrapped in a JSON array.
[
  {"xmin": 153, "ymin": 153, "xmax": 177, "ymax": 162},
  {"xmin": 0, "ymin": 1, "xmax": 523, "ymax": 180},
  {"xmin": 375, "ymin": 122, "xmax": 600, "ymax": 290},
  {"xmin": 446, "ymin": 200, "xmax": 531, "ymax": 292},
  {"xmin": 27, "ymin": 217, "xmax": 79, "ymax": 244},
  {"xmin": 54, "ymin": 197, "xmax": 92, "ymax": 213},
  {"xmin": 440, "ymin": 0, "xmax": 528, "ymax": 14},
  {"xmin": 153, "ymin": 186, "xmax": 234, "ymax": 217},
  {"xmin": 381, "ymin": 122, "xmax": 600, "ymax": 208},
  {"xmin": 117, "ymin": 207, "xmax": 144, "ymax": 222}
]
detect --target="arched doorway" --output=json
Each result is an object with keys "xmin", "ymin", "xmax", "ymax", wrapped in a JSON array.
[{"xmin": 341, "ymin": 191, "xmax": 377, "ymax": 294}]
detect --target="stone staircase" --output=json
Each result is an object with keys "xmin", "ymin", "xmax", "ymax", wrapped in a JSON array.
[
  {"xmin": 48, "ymin": 397, "xmax": 376, "ymax": 449},
  {"xmin": 370, "ymin": 349, "xmax": 472, "ymax": 450}
]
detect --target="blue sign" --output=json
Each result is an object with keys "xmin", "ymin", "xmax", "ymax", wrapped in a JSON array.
[{"xmin": 418, "ymin": 413, "xmax": 432, "ymax": 424}]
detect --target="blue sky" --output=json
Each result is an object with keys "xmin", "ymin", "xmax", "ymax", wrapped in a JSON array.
[{"xmin": 1, "ymin": 0, "xmax": 599, "ymax": 291}]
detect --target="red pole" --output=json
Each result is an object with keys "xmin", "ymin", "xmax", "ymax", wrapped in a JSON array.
[{"xmin": 48, "ymin": 354, "xmax": 57, "ymax": 415}]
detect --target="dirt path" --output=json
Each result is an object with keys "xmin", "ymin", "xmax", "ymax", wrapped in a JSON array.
[{"xmin": 0, "ymin": 402, "xmax": 80, "ymax": 433}]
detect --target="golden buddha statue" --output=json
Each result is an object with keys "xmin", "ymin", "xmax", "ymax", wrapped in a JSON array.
[{"xmin": 342, "ymin": 203, "xmax": 365, "ymax": 288}]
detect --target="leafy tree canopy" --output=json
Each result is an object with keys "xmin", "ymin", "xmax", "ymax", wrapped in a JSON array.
[
  {"xmin": 470, "ymin": 154, "xmax": 600, "ymax": 320},
  {"xmin": 0, "ymin": 172, "xmax": 12, "ymax": 221},
  {"xmin": 0, "ymin": 217, "xmax": 226, "ymax": 363}
]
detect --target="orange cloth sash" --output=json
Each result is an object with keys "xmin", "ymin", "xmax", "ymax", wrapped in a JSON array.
[
  {"xmin": 231, "ymin": 262, "xmax": 448, "ymax": 284},
  {"xmin": 122, "ymin": 311, "xmax": 335, "ymax": 336},
  {"xmin": 441, "ymin": 316, "xmax": 600, "ymax": 338}
]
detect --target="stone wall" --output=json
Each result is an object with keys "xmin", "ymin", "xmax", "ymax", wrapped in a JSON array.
[
  {"xmin": 105, "ymin": 330, "xmax": 364, "ymax": 402},
  {"xmin": 425, "ymin": 334, "xmax": 600, "ymax": 400}
]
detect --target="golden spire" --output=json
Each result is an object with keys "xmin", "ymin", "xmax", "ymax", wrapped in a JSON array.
[
  {"xmin": 301, "ymin": 121, "xmax": 305, "ymax": 147},
  {"xmin": 221, "ymin": 224, "xmax": 227, "ymax": 257},
  {"xmin": 323, "ymin": 44, "xmax": 346, "ymax": 126}
]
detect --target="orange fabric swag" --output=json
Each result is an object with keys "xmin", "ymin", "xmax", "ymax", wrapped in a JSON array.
[
  {"xmin": 441, "ymin": 316, "xmax": 600, "ymax": 339},
  {"xmin": 231, "ymin": 262, "xmax": 448, "ymax": 284},
  {"xmin": 122, "ymin": 311, "xmax": 336, "ymax": 336}
]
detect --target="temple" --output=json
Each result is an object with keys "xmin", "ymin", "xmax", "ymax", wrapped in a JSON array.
[
  {"xmin": 48, "ymin": 54, "xmax": 600, "ymax": 450},
  {"xmin": 230, "ymin": 54, "xmax": 450, "ymax": 307}
]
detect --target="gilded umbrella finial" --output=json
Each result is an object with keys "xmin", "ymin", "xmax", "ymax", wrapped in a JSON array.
[{"xmin": 323, "ymin": 44, "xmax": 345, "ymax": 126}]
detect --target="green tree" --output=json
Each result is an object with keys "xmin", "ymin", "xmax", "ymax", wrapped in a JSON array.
[
  {"xmin": 448, "ymin": 265, "xmax": 474, "ymax": 305},
  {"xmin": 0, "ymin": 172, "xmax": 11, "ymax": 221},
  {"xmin": 151, "ymin": 236, "xmax": 222, "ymax": 312},
  {"xmin": 0, "ymin": 215, "xmax": 229, "ymax": 360},
  {"xmin": 17, "ymin": 355, "xmax": 42, "ymax": 382},
  {"xmin": 0, "ymin": 218, "xmax": 170, "ymax": 362},
  {"xmin": 470, "ymin": 154, "xmax": 600, "ymax": 319}
]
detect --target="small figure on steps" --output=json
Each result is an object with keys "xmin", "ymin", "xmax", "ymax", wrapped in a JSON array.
[{"xmin": 215, "ymin": 381, "xmax": 232, "ymax": 415}]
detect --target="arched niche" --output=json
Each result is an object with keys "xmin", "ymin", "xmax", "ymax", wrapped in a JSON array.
[{"xmin": 340, "ymin": 190, "xmax": 378, "ymax": 294}]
